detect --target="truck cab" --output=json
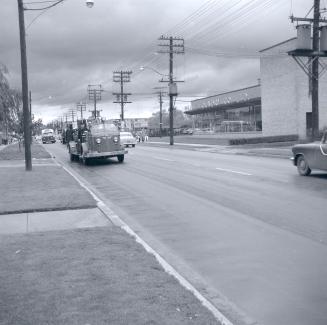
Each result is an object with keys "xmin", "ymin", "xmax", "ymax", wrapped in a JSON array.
[{"xmin": 68, "ymin": 121, "xmax": 127, "ymax": 164}]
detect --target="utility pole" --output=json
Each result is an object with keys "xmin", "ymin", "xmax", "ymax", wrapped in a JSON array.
[
  {"xmin": 17, "ymin": 0, "xmax": 32, "ymax": 170},
  {"xmin": 88, "ymin": 84, "xmax": 103, "ymax": 119},
  {"xmin": 159, "ymin": 91, "xmax": 163, "ymax": 138},
  {"xmin": 312, "ymin": 0, "xmax": 320, "ymax": 140},
  {"xmin": 153, "ymin": 87, "xmax": 167, "ymax": 138},
  {"xmin": 289, "ymin": 0, "xmax": 327, "ymax": 140},
  {"xmin": 68, "ymin": 108, "xmax": 76, "ymax": 123},
  {"xmin": 113, "ymin": 71, "xmax": 132, "ymax": 125},
  {"xmin": 76, "ymin": 101, "xmax": 86, "ymax": 120},
  {"xmin": 29, "ymin": 91, "xmax": 32, "ymax": 119},
  {"xmin": 158, "ymin": 36, "xmax": 184, "ymax": 145},
  {"xmin": 29, "ymin": 90, "xmax": 32, "ymax": 140}
]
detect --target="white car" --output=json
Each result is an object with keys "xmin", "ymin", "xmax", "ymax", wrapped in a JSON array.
[{"xmin": 120, "ymin": 131, "xmax": 136, "ymax": 148}]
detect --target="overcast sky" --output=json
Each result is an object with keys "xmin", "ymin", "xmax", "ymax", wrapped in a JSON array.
[{"xmin": 0, "ymin": 0, "xmax": 311, "ymax": 123}]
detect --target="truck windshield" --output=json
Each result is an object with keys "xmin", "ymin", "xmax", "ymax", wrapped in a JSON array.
[{"xmin": 90, "ymin": 123, "xmax": 118, "ymax": 136}]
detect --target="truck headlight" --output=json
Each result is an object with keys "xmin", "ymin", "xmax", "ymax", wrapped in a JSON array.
[
  {"xmin": 96, "ymin": 138, "xmax": 101, "ymax": 144},
  {"xmin": 113, "ymin": 136, "xmax": 119, "ymax": 143}
]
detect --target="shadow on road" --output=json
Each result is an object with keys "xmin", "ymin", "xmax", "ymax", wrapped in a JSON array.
[{"xmin": 73, "ymin": 158, "xmax": 124, "ymax": 167}]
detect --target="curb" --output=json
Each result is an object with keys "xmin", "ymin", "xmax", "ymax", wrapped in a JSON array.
[
  {"xmin": 51, "ymin": 156, "xmax": 234, "ymax": 325},
  {"xmin": 0, "ymin": 205, "xmax": 97, "ymax": 216},
  {"xmin": 235, "ymin": 152, "xmax": 292, "ymax": 159}
]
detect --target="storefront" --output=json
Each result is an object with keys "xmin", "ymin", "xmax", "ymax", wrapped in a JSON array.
[{"xmin": 186, "ymin": 84, "xmax": 262, "ymax": 133}]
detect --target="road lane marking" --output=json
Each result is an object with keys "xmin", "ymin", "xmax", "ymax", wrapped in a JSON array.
[
  {"xmin": 216, "ymin": 167, "xmax": 252, "ymax": 176},
  {"xmin": 153, "ymin": 156, "xmax": 175, "ymax": 162}
]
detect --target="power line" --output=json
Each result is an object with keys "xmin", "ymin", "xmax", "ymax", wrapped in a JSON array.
[
  {"xmin": 23, "ymin": 0, "xmax": 65, "ymax": 11},
  {"xmin": 26, "ymin": 7, "xmax": 51, "ymax": 30},
  {"xmin": 187, "ymin": 0, "xmax": 275, "ymax": 45},
  {"xmin": 24, "ymin": 0, "xmax": 58, "ymax": 4}
]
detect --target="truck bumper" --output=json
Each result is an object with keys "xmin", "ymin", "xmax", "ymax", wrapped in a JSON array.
[{"xmin": 85, "ymin": 149, "xmax": 127, "ymax": 158}]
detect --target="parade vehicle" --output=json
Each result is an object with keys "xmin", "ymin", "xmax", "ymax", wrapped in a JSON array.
[
  {"xmin": 291, "ymin": 130, "xmax": 327, "ymax": 176},
  {"xmin": 68, "ymin": 120, "xmax": 127, "ymax": 165},
  {"xmin": 41, "ymin": 128, "xmax": 56, "ymax": 144}
]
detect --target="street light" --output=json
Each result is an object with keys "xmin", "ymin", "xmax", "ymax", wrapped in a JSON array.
[
  {"xmin": 86, "ymin": 0, "xmax": 95, "ymax": 8},
  {"xmin": 139, "ymin": 66, "xmax": 168, "ymax": 77},
  {"xmin": 17, "ymin": 0, "xmax": 94, "ymax": 171}
]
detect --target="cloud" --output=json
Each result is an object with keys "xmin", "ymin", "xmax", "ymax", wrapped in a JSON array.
[{"xmin": 0, "ymin": 0, "xmax": 312, "ymax": 123}]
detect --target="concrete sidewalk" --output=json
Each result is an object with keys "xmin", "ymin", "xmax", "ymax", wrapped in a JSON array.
[{"xmin": 0, "ymin": 144, "xmax": 221, "ymax": 325}]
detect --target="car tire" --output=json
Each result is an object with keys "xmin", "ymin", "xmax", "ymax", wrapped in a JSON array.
[
  {"xmin": 117, "ymin": 155, "xmax": 124, "ymax": 163},
  {"xmin": 70, "ymin": 153, "xmax": 75, "ymax": 162},
  {"xmin": 132, "ymin": 144, "xmax": 135, "ymax": 147},
  {"xmin": 297, "ymin": 155, "xmax": 311, "ymax": 176}
]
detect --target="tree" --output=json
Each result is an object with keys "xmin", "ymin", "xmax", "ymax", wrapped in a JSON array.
[
  {"xmin": 0, "ymin": 64, "xmax": 22, "ymax": 138},
  {"xmin": 148, "ymin": 109, "xmax": 169, "ymax": 129},
  {"xmin": 32, "ymin": 118, "xmax": 43, "ymax": 136},
  {"xmin": 148, "ymin": 108, "xmax": 193, "ymax": 130}
]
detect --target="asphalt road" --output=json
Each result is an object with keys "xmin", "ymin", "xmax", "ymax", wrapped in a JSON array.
[{"xmin": 48, "ymin": 142, "xmax": 327, "ymax": 325}]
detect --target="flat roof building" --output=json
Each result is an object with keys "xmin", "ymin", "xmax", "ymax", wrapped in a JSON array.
[
  {"xmin": 260, "ymin": 38, "xmax": 327, "ymax": 139},
  {"xmin": 186, "ymin": 84, "xmax": 262, "ymax": 133},
  {"xmin": 186, "ymin": 38, "xmax": 327, "ymax": 139}
]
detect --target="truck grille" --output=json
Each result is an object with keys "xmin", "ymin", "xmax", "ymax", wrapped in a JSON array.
[{"xmin": 89, "ymin": 136, "xmax": 121, "ymax": 153}]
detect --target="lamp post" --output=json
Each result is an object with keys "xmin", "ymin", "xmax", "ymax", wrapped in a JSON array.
[{"xmin": 16, "ymin": 0, "xmax": 94, "ymax": 171}]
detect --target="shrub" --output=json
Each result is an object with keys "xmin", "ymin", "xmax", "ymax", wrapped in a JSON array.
[{"xmin": 229, "ymin": 134, "xmax": 299, "ymax": 145}]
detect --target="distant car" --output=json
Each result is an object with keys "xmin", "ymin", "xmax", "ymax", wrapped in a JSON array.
[
  {"xmin": 41, "ymin": 129, "xmax": 56, "ymax": 144},
  {"xmin": 120, "ymin": 131, "xmax": 136, "ymax": 147},
  {"xmin": 182, "ymin": 128, "xmax": 193, "ymax": 135},
  {"xmin": 291, "ymin": 131, "xmax": 327, "ymax": 176}
]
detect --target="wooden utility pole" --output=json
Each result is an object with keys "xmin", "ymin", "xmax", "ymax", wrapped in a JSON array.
[
  {"xmin": 113, "ymin": 71, "xmax": 132, "ymax": 123},
  {"xmin": 76, "ymin": 102, "xmax": 86, "ymax": 120},
  {"xmin": 17, "ymin": 0, "xmax": 32, "ymax": 170},
  {"xmin": 312, "ymin": 0, "xmax": 320, "ymax": 139},
  {"xmin": 153, "ymin": 87, "xmax": 167, "ymax": 138},
  {"xmin": 158, "ymin": 36, "xmax": 184, "ymax": 145},
  {"xmin": 159, "ymin": 91, "xmax": 163, "ymax": 138},
  {"xmin": 169, "ymin": 37, "xmax": 174, "ymax": 145},
  {"xmin": 88, "ymin": 85, "xmax": 103, "ymax": 119},
  {"xmin": 289, "ymin": 0, "xmax": 327, "ymax": 140}
]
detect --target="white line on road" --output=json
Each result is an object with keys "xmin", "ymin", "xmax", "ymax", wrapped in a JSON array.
[
  {"xmin": 153, "ymin": 156, "xmax": 175, "ymax": 162},
  {"xmin": 216, "ymin": 167, "xmax": 252, "ymax": 176}
]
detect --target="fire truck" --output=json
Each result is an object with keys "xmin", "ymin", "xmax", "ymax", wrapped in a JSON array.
[{"xmin": 68, "ymin": 119, "xmax": 127, "ymax": 165}]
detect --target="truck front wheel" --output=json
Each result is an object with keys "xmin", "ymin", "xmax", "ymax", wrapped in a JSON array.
[{"xmin": 117, "ymin": 155, "xmax": 124, "ymax": 163}]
